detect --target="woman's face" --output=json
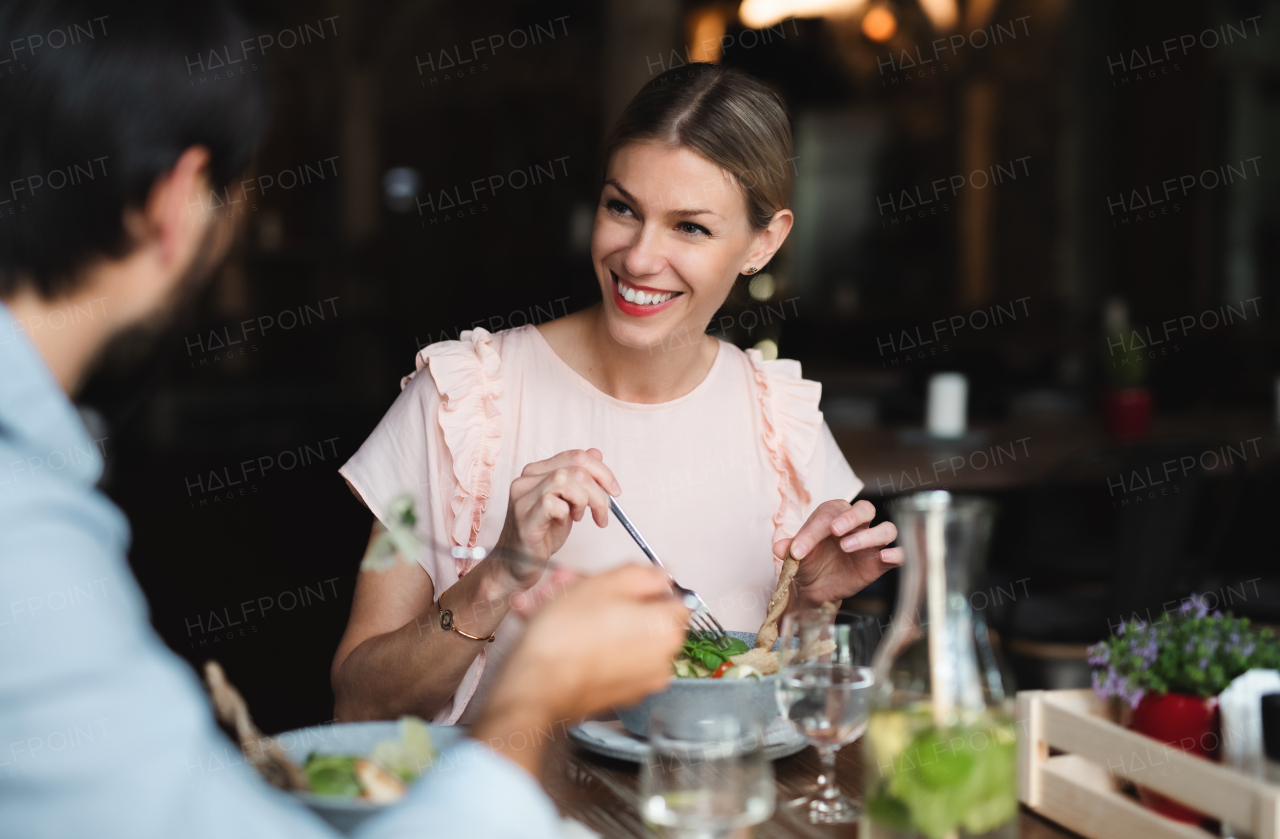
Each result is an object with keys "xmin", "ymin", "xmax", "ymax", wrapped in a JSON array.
[{"xmin": 591, "ymin": 141, "xmax": 791, "ymax": 351}]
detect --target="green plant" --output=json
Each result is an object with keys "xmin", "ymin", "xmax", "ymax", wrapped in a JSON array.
[{"xmin": 1088, "ymin": 597, "xmax": 1280, "ymax": 706}]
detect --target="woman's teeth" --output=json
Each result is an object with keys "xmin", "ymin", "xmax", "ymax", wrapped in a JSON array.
[{"xmin": 618, "ymin": 279, "xmax": 674, "ymax": 306}]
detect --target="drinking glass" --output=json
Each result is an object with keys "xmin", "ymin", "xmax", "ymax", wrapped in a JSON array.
[
  {"xmin": 775, "ymin": 609, "xmax": 878, "ymax": 824},
  {"xmin": 640, "ymin": 703, "xmax": 775, "ymax": 838}
]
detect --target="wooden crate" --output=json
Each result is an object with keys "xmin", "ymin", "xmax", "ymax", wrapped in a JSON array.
[{"xmin": 1017, "ymin": 689, "xmax": 1280, "ymax": 839}]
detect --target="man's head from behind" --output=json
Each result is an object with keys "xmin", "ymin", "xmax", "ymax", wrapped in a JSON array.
[{"xmin": 0, "ymin": 0, "xmax": 268, "ymax": 390}]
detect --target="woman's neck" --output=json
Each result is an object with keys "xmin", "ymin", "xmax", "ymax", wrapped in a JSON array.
[{"xmin": 536, "ymin": 303, "xmax": 720, "ymax": 404}]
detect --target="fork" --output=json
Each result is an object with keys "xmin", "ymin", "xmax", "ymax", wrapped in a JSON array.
[{"xmin": 607, "ymin": 496, "xmax": 733, "ymax": 650}]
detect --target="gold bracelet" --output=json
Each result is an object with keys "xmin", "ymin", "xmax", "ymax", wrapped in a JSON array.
[{"xmin": 437, "ymin": 598, "xmax": 495, "ymax": 642}]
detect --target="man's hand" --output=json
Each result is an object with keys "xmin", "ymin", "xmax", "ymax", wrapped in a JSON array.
[
  {"xmin": 470, "ymin": 564, "xmax": 688, "ymax": 775},
  {"xmin": 772, "ymin": 499, "xmax": 903, "ymax": 608}
]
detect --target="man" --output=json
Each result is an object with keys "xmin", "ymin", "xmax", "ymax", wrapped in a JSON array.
[{"xmin": 0, "ymin": 2, "xmax": 686, "ymax": 836}]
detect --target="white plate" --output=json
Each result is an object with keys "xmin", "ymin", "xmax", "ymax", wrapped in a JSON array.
[{"xmin": 568, "ymin": 717, "xmax": 808, "ymax": 763}]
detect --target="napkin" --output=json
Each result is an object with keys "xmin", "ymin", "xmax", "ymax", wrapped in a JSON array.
[{"xmin": 1220, "ymin": 669, "xmax": 1280, "ymax": 777}]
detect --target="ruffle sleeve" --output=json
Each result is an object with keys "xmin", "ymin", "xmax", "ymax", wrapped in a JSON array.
[
  {"xmin": 747, "ymin": 349, "xmax": 863, "ymax": 553},
  {"xmin": 338, "ymin": 328, "xmax": 507, "ymax": 725},
  {"xmin": 414, "ymin": 329, "xmax": 504, "ymax": 560}
]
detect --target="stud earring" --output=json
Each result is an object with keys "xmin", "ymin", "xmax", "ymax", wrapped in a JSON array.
[{"xmin": 745, "ymin": 266, "xmax": 758, "ymax": 274}]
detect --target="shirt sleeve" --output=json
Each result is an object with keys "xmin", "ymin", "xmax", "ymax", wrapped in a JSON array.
[
  {"xmin": 339, "ymin": 329, "xmax": 505, "ymax": 592},
  {"xmin": 360, "ymin": 740, "xmax": 560, "ymax": 839},
  {"xmin": 817, "ymin": 421, "xmax": 863, "ymax": 503},
  {"xmin": 0, "ymin": 454, "xmax": 560, "ymax": 839}
]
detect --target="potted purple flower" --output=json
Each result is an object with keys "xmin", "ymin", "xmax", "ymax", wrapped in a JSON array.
[{"xmin": 1087, "ymin": 597, "xmax": 1279, "ymax": 823}]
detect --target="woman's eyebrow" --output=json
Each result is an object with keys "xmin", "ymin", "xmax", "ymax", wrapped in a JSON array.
[{"xmin": 605, "ymin": 178, "xmax": 721, "ymax": 218}]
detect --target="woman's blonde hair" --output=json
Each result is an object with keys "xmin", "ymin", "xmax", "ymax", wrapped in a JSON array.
[{"xmin": 601, "ymin": 63, "xmax": 794, "ymax": 231}]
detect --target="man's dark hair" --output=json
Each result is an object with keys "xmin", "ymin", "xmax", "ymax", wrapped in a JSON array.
[{"xmin": 0, "ymin": 0, "xmax": 269, "ymax": 299}]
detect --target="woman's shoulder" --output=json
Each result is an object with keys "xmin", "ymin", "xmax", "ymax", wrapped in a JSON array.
[
  {"xmin": 727, "ymin": 342, "xmax": 824, "ymax": 466},
  {"xmin": 719, "ymin": 341, "xmax": 820, "ymax": 402},
  {"xmin": 399, "ymin": 324, "xmax": 540, "ymax": 395}
]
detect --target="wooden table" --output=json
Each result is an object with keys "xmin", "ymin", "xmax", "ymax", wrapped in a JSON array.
[{"xmin": 542, "ymin": 730, "xmax": 1084, "ymax": 838}]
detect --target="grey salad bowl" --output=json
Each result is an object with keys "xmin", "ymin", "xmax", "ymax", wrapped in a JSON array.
[
  {"xmin": 614, "ymin": 630, "xmax": 780, "ymax": 738},
  {"xmin": 277, "ymin": 721, "xmax": 464, "ymax": 836}
]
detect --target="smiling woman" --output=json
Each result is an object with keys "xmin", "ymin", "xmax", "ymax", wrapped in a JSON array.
[{"xmin": 329, "ymin": 63, "xmax": 904, "ymax": 727}]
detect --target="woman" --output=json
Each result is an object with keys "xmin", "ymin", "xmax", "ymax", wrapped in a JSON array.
[{"xmin": 331, "ymin": 63, "xmax": 902, "ymax": 725}]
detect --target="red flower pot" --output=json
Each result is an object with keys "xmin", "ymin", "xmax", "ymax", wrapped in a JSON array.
[
  {"xmin": 1102, "ymin": 386, "xmax": 1152, "ymax": 440},
  {"xmin": 1128, "ymin": 692, "xmax": 1220, "ymax": 824}
]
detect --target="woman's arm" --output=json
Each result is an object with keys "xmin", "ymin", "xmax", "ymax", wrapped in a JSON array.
[
  {"xmin": 331, "ymin": 523, "xmax": 524, "ymax": 721},
  {"xmin": 331, "ymin": 448, "xmax": 620, "ymax": 721}
]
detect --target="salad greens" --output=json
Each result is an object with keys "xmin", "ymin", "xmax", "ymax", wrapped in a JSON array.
[
  {"xmin": 681, "ymin": 635, "xmax": 748, "ymax": 671},
  {"xmin": 303, "ymin": 716, "xmax": 436, "ymax": 799},
  {"xmin": 305, "ymin": 754, "xmax": 363, "ymax": 797}
]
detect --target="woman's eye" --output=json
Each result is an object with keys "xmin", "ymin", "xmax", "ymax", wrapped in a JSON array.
[
  {"xmin": 605, "ymin": 199, "xmax": 633, "ymax": 217},
  {"xmin": 676, "ymin": 221, "xmax": 710, "ymax": 237}
]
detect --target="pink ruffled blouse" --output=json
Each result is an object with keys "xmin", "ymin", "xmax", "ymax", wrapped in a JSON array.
[{"xmin": 339, "ymin": 325, "xmax": 862, "ymax": 724}]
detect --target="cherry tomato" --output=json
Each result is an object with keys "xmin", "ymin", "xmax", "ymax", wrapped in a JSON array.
[{"xmin": 711, "ymin": 662, "xmax": 733, "ymax": 679}]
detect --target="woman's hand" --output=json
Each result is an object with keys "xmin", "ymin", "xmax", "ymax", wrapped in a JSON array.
[
  {"xmin": 772, "ymin": 499, "xmax": 903, "ymax": 607},
  {"xmin": 492, "ymin": 448, "xmax": 620, "ymax": 591}
]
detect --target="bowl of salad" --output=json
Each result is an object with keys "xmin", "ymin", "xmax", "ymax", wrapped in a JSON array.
[
  {"xmin": 614, "ymin": 630, "xmax": 782, "ymax": 737},
  {"xmin": 277, "ymin": 717, "xmax": 464, "ymax": 835}
]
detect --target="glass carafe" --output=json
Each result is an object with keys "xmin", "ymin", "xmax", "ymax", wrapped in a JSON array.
[{"xmin": 862, "ymin": 491, "xmax": 1018, "ymax": 839}]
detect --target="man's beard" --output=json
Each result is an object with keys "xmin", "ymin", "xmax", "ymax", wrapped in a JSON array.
[{"xmin": 93, "ymin": 222, "xmax": 229, "ymax": 374}]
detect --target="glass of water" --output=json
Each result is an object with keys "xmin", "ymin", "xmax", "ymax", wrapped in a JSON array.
[
  {"xmin": 640, "ymin": 703, "xmax": 775, "ymax": 838},
  {"xmin": 775, "ymin": 609, "xmax": 878, "ymax": 824}
]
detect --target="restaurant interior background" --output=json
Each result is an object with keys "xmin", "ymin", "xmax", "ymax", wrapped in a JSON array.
[{"xmin": 76, "ymin": 0, "xmax": 1280, "ymax": 735}]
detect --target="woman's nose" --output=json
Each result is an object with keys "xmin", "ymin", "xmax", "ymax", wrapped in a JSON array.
[{"xmin": 621, "ymin": 223, "xmax": 666, "ymax": 279}]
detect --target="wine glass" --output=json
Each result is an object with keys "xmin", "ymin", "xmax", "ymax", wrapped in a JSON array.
[
  {"xmin": 775, "ymin": 609, "xmax": 878, "ymax": 824},
  {"xmin": 640, "ymin": 703, "xmax": 775, "ymax": 838}
]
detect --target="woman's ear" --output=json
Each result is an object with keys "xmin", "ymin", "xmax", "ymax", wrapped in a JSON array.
[{"xmin": 743, "ymin": 209, "xmax": 794, "ymax": 274}]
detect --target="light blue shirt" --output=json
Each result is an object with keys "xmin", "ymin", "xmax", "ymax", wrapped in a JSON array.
[{"xmin": 0, "ymin": 303, "xmax": 560, "ymax": 838}]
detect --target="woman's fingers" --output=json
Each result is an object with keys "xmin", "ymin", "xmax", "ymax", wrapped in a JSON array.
[
  {"xmin": 521, "ymin": 449, "xmax": 621, "ymax": 496},
  {"xmin": 838, "ymin": 520, "xmax": 898, "ymax": 553},
  {"xmin": 788, "ymin": 499, "xmax": 850, "ymax": 559},
  {"xmin": 829, "ymin": 499, "xmax": 877, "ymax": 537},
  {"xmin": 879, "ymin": 546, "xmax": 905, "ymax": 565}
]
